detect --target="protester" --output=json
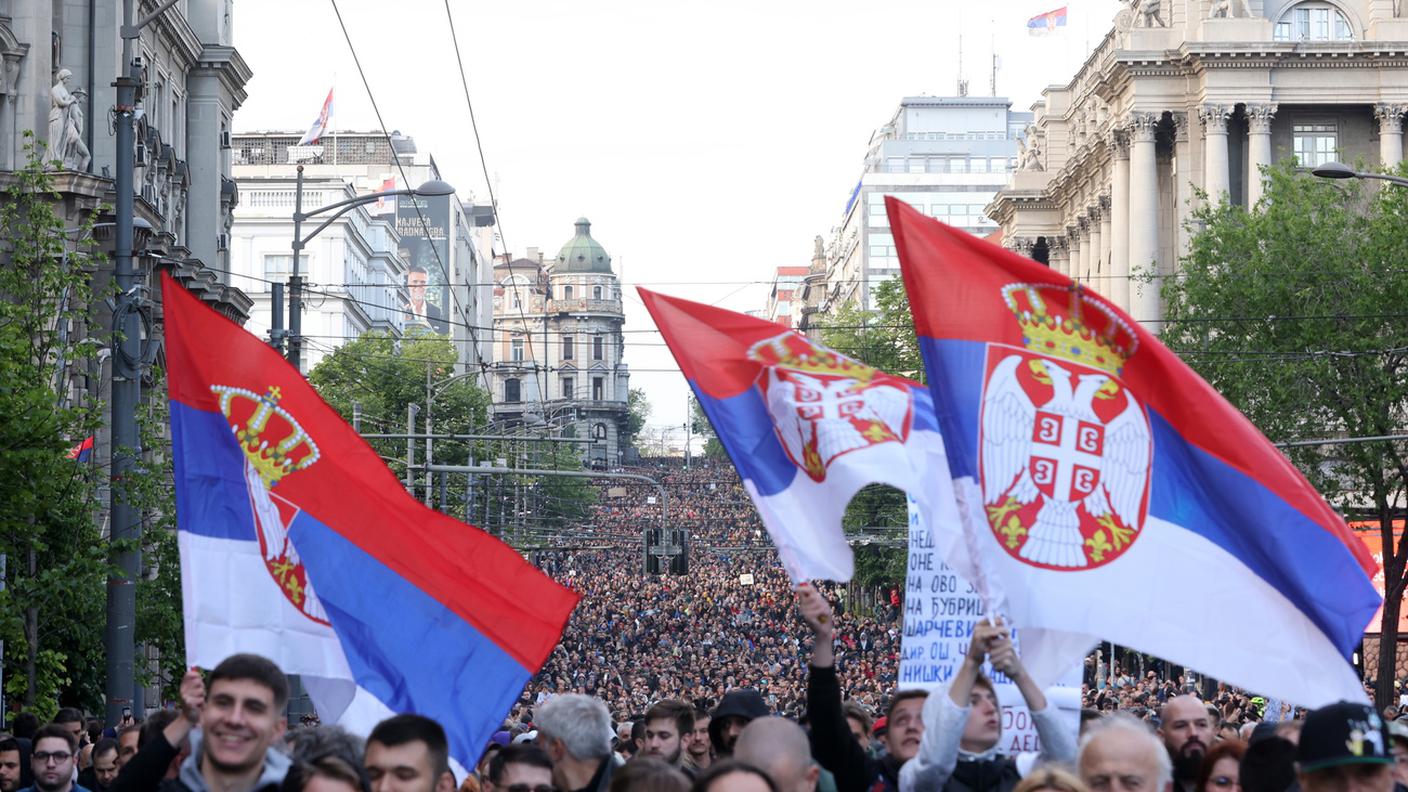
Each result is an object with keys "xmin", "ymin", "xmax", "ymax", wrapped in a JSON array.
[
  {"xmin": 1, "ymin": 739, "xmax": 22, "ymax": 792},
  {"xmin": 114, "ymin": 730, "xmax": 139, "ymax": 774},
  {"xmin": 639, "ymin": 702, "xmax": 693, "ymax": 769},
  {"xmin": 899, "ymin": 617, "xmax": 1077, "ymax": 792},
  {"xmin": 1011, "ymin": 769, "xmax": 1089, "ymax": 792},
  {"xmin": 21, "ymin": 724, "xmax": 87, "ymax": 792},
  {"xmin": 481, "ymin": 745, "xmax": 553, "ymax": 792},
  {"xmin": 78, "ymin": 740, "xmax": 118, "ymax": 792},
  {"xmin": 609, "ymin": 760, "xmax": 689, "ymax": 792},
  {"xmin": 281, "ymin": 754, "xmax": 368, "ymax": 792},
  {"xmin": 683, "ymin": 712, "xmax": 712, "ymax": 774},
  {"xmin": 798, "ymin": 582, "xmax": 919, "ymax": 792},
  {"xmin": 1296, "ymin": 702, "xmax": 1394, "ymax": 792},
  {"xmin": 535, "ymin": 695, "xmax": 617, "ymax": 792},
  {"xmin": 1196, "ymin": 741, "xmax": 1245, "ymax": 792},
  {"xmin": 1077, "ymin": 714, "xmax": 1173, "ymax": 792},
  {"xmin": 1161, "ymin": 697, "xmax": 1215, "ymax": 792},
  {"xmin": 690, "ymin": 763, "xmax": 776, "ymax": 792},
  {"xmin": 733, "ymin": 719, "xmax": 818, "ymax": 792},
  {"xmin": 364, "ymin": 716, "xmax": 454, "ymax": 792},
  {"xmin": 709, "ymin": 693, "xmax": 769, "ymax": 760},
  {"xmin": 111, "ymin": 656, "xmax": 291, "ymax": 792}
]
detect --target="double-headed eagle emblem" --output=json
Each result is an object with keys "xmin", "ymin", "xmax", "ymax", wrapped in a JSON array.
[
  {"xmin": 979, "ymin": 284, "xmax": 1152, "ymax": 569},
  {"xmin": 749, "ymin": 333, "xmax": 914, "ymax": 482}
]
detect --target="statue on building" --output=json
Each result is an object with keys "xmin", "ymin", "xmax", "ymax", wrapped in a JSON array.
[
  {"xmin": 1209, "ymin": 0, "xmax": 1252, "ymax": 17},
  {"xmin": 48, "ymin": 69, "xmax": 90, "ymax": 172},
  {"xmin": 1134, "ymin": 0, "xmax": 1167, "ymax": 27},
  {"xmin": 1018, "ymin": 136, "xmax": 1044, "ymax": 171}
]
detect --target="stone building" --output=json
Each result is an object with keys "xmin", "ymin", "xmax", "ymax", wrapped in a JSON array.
[
  {"xmin": 988, "ymin": 0, "xmax": 1408, "ymax": 326},
  {"xmin": 489, "ymin": 219, "xmax": 631, "ymax": 468}
]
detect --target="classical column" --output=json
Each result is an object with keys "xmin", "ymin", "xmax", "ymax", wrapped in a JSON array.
[
  {"xmin": 1247, "ymin": 104, "xmax": 1278, "ymax": 206},
  {"xmin": 1128, "ymin": 112, "xmax": 1163, "ymax": 329},
  {"xmin": 1376, "ymin": 104, "xmax": 1407, "ymax": 169},
  {"xmin": 1109, "ymin": 130, "xmax": 1131, "ymax": 312},
  {"xmin": 1172, "ymin": 112, "xmax": 1194, "ymax": 255},
  {"xmin": 1098, "ymin": 194, "xmax": 1113, "ymax": 298},
  {"xmin": 1077, "ymin": 220, "xmax": 1091, "ymax": 283},
  {"xmin": 1086, "ymin": 208, "xmax": 1103, "ymax": 291},
  {"xmin": 1200, "ymin": 104, "xmax": 1232, "ymax": 205},
  {"xmin": 1048, "ymin": 237, "xmax": 1069, "ymax": 274},
  {"xmin": 1070, "ymin": 224, "xmax": 1084, "ymax": 283}
]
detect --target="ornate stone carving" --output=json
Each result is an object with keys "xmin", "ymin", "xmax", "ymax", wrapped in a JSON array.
[
  {"xmin": 1170, "ymin": 112, "xmax": 1190, "ymax": 143},
  {"xmin": 48, "ymin": 68, "xmax": 90, "ymax": 171},
  {"xmin": 1099, "ymin": 192, "xmax": 1112, "ymax": 212},
  {"xmin": 1047, "ymin": 236, "xmax": 1069, "ymax": 254},
  {"xmin": 1247, "ymin": 104, "xmax": 1279, "ymax": 135},
  {"xmin": 1134, "ymin": 0, "xmax": 1167, "ymax": 27},
  {"xmin": 1009, "ymin": 236, "xmax": 1035, "ymax": 255},
  {"xmin": 1126, "ymin": 112, "xmax": 1161, "ymax": 143},
  {"xmin": 1209, "ymin": 0, "xmax": 1252, "ymax": 18},
  {"xmin": 1088, "ymin": 203, "xmax": 1102, "ymax": 223},
  {"xmin": 1198, "ymin": 104, "xmax": 1233, "ymax": 135},
  {"xmin": 1019, "ymin": 133, "xmax": 1045, "ymax": 172},
  {"xmin": 1376, "ymin": 104, "xmax": 1408, "ymax": 135},
  {"xmin": 1107, "ymin": 128, "xmax": 1131, "ymax": 159}
]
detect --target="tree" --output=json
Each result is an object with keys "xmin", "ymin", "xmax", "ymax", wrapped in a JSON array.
[
  {"xmin": 0, "ymin": 136, "xmax": 109, "ymax": 716},
  {"xmin": 624, "ymin": 387, "xmax": 650, "ymax": 449},
  {"xmin": 689, "ymin": 397, "xmax": 727, "ymax": 460},
  {"xmin": 308, "ymin": 329, "xmax": 490, "ymax": 478},
  {"xmin": 813, "ymin": 277, "xmax": 922, "ymax": 382},
  {"xmin": 1161, "ymin": 160, "xmax": 1408, "ymax": 708}
]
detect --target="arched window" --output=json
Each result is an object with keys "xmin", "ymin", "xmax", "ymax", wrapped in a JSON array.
[
  {"xmin": 564, "ymin": 284, "xmax": 574, "ymax": 300},
  {"xmin": 1274, "ymin": 2, "xmax": 1353, "ymax": 41},
  {"xmin": 505, "ymin": 378, "xmax": 521, "ymax": 403},
  {"xmin": 593, "ymin": 284, "xmax": 603, "ymax": 300}
]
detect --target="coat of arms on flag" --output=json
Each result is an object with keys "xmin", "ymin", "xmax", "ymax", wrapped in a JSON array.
[
  {"xmin": 749, "ymin": 333, "xmax": 914, "ymax": 482},
  {"xmin": 979, "ymin": 284, "xmax": 1151, "ymax": 570}
]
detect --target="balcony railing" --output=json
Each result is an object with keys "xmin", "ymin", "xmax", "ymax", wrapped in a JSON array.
[{"xmin": 548, "ymin": 298, "xmax": 622, "ymax": 314}]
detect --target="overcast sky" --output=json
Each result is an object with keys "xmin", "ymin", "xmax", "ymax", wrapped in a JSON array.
[{"xmin": 234, "ymin": 0, "xmax": 1121, "ymax": 435}]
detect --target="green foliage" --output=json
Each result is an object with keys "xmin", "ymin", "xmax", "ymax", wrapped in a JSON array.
[
  {"xmin": 309, "ymin": 329, "xmax": 490, "ymax": 474},
  {"xmin": 0, "ymin": 135, "xmax": 109, "ymax": 714},
  {"xmin": 689, "ymin": 396, "xmax": 727, "ymax": 460},
  {"xmin": 846, "ymin": 485, "xmax": 908, "ymax": 588},
  {"xmin": 624, "ymin": 387, "xmax": 650, "ymax": 447},
  {"xmin": 814, "ymin": 278, "xmax": 922, "ymax": 382},
  {"xmin": 131, "ymin": 368, "xmax": 184, "ymax": 702},
  {"xmin": 1162, "ymin": 159, "xmax": 1408, "ymax": 706}
]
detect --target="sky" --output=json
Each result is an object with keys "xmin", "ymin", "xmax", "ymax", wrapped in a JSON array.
[{"xmin": 233, "ymin": 0, "xmax": 1122, "ymax": 438}]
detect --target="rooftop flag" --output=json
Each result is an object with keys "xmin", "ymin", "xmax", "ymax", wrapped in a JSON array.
[
  {"xmin": 297, "ymin": 88, "xmax": 334, "ymax": 146},
  {"xmin": 1027, "ymin": 6, "xmax": 1068, "ymax": 35}
]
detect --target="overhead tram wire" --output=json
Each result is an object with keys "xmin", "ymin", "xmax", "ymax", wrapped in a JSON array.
[
  {"xmin": 441, "ymin": 0, "xmax": 546, "ymax": 408},
  {"xmin": 326, "ymin": 0, "xmax": 491, "ymax": 398}
]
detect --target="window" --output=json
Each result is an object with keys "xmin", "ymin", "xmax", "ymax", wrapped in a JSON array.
[
  {"xmin": 593, "ymin": 335, "xmax": 604, "ymax": 361},
  {"xmin": 263, "ymin": 255, "xmax": 293, "ymax": 286},
  {"xmin": 505, "ymin": 378, "xmax": 521, "ymax": 403},
  {"xmin": 990, "ymin": 158, "xmax": 1008, "ymax": 173},
  {"xmin": 1293, "ymin": 123, "xmax": 1338, "ymax": 167},
  {"xmin": 593, "ymin": 285, "xmax": 603, "ymax": 300},
  {"xmin": 972, "ymin": 158, "xmax": 989, "ymax": 174},
  {"xmin": 1274, "ymin": 2, "xmax": 1353, "ymax": 40},
  {"xmin": 592, "ymin": 376, "xmax": 604, "ymax": 401},
  {"xmin": 564, "ymin": 285, "xmax": 574, "ymax": 300},
  {"xmin": 512, "ymin": 289, "xmax": 521, "ymax": 310},
  {"xmin": 907, "ymin": 158, "xmax": 926, "ymax": 174},
  {"xmin": 927, "ymin": 157, "xmax": 948, "ymax": 174},
  {"xmin": 511, "ymin": 337, "xmax": 524, "ymax": 362},
  {"xmin": 886, "ymin": 157, "xmax": 905, "ymax": 173},
  {"xmin": 951, "ymin": 158, "xmax": 968, "ymax": 174},
  {"xmin": 562, "ymin": 334, "xmax": 574, "ymax": 360},
  {"xmin": 561, "ymin": 376, "xmax": 575, "ymax": 399}
]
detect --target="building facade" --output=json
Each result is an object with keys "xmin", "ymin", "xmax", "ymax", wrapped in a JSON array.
[
  {"xmin": 229, "ymin": 175, "xmax": 405, "ymax": 371},
  {"xmin": 489, "ymin": 219, "xmax": 631, "ymax": 467},
  {"xmin": 764, "ymin": 265, "xmax": 810, "ymax": 329},
  {"xmin": 231, "ymin": 130, "xmax": 495, "ymax": 374},
  {"xmin": 988, "ymin": 0, "xmax": 1408, "ymax": 325},
  {"xmin": 822, "ymin": 96, "xmax": 1032, "ymax": 312}
]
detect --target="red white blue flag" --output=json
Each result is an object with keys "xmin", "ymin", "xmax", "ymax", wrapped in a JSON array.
[
  {"xmin": 1027, "ymin": 6, "xmax": 1068, "ymax": 35},
  {"xmin": 888, "ymin": 196, "xmax": 1380, "ymax": 706},
  {"xmin": 162, "ymin": 272, "xmax": 578, "ymax": 767},
  {"xmin": 641, "ymin": 289, "xmax": 970, "ymax": 585},
  {"xmin": 297, "ymin": 88, "xmax": 334, "ymax": 146}
]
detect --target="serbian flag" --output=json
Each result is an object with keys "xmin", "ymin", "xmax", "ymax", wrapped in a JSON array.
[
  {"xmin": 67, "ymin": 436, "xmax": 94, "ymax": 462},
  {"xmin": 1027, "ymin": 6, "xmax": 1068, "ymax": 35},
  {"xmin": 370, "ymin": 177, "xmax": 397, "ymax": 216},
  {"xmin": 297, "ymin": 88, "xmax": 334, "ymax": 146},
  {"xmin": 162, "ymin": 272, "xmax": 578, "ymax": 767},
  {"xmin": 888, "ymin": 196, "xmax": 1380, "ymax": 706},
  {"xmin": 640, "ymin": 289, "xmax": 969, "ymax": 585}
]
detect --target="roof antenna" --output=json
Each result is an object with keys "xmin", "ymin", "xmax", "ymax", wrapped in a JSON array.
[
  {"xmin": 990, "ymin": 22, "xmax": 1000, "ymax": 96},
  {"xmin": 957, "ymin": 32, "xmax": 968, "ymax": 96}
]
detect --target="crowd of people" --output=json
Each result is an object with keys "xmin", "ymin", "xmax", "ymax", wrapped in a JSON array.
[{"xmin": 2, "ymin": 457, "xmax": 1401, "ymax": 792}]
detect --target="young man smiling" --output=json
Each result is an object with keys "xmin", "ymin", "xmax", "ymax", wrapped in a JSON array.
[{"xmin": 111, "ymin": 654, "xmax": 291, "ymax": 792}]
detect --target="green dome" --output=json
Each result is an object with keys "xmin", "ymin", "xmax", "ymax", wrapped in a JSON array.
[{"xmin": 553, "ymin": 217, "xmax": 613, "ymax": 274}]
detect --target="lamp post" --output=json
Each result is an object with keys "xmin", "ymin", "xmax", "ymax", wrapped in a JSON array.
[
  {"xmin": 424, "ymin": 368, "xmax": 481, "ymax": 505},
  {"xmin": 1310, "ymin": 161, "xmax": 1408, "ymax": 188},
  {"xmin": 282, "ymin": 166, "xmax": 455, "ymax": 370}
]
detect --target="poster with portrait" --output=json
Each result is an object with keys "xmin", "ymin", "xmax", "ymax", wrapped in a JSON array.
[{"xmin": 397, "ymin": 193, "xmax": 451, "ymax": 334}]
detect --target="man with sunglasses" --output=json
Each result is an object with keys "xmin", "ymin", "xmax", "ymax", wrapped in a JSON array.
[
  {"xmin": 482, "ymin": 745, "xmax": 554, "ymax": 792},
  {"xmin": 20, "ymin": 724, "xmax": 89, "ymax": 792}
]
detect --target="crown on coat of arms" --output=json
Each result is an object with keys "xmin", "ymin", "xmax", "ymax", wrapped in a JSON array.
[
  {"xmin": 746, "ymin": 332, "xmax": 878, "ymax": 382},
  {"xmin": 211, "ymin": 384, "xmax": 320, "ymax": 487},
  {"xmin": 1001, "ymin": 283, "xmax": 1138, "ymax": 376}
]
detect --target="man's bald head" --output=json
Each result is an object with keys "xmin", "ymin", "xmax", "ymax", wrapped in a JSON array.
[
  {"xmin": 734, "ymin": 718, "xmax": 819, "ymax": 792},
  {"xmin": 1158, "ymin": 695, "xmax": 1213, "ymax": 784}
]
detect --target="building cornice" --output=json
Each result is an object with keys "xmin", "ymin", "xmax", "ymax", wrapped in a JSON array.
[{"xmin": 195, "ymin": 45, "xmax": 253, "ymax": 109}]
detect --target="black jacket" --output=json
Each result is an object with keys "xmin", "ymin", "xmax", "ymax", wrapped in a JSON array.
[
  {"xmin": 807, "ymin": 664, "xmax": 894, "ymax": 792},
  {"xmin": 943, "ymin": 757, "xmax": 1022, "ymax": 792}
]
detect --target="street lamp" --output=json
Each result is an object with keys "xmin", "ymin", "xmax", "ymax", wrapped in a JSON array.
[
  {"xmin": 282, "ymin": 164, "xmax": 455, "ymax": 370},
  {"xmin": 1310, "ymin": 161, "xmax": 1408, "ymax": 188}
]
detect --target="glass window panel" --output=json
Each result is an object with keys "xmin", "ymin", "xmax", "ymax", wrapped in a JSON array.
[
  {"xmin": 972, "ymin": 158, "xmax": 989, "ymax": 173},
  {"xmin": 908, "ymin": 159, "xmax": 926, "ymax": 173},
  {"xmin": 951, "ymin": 158, "xmax": 968, "ymax": 173}
]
